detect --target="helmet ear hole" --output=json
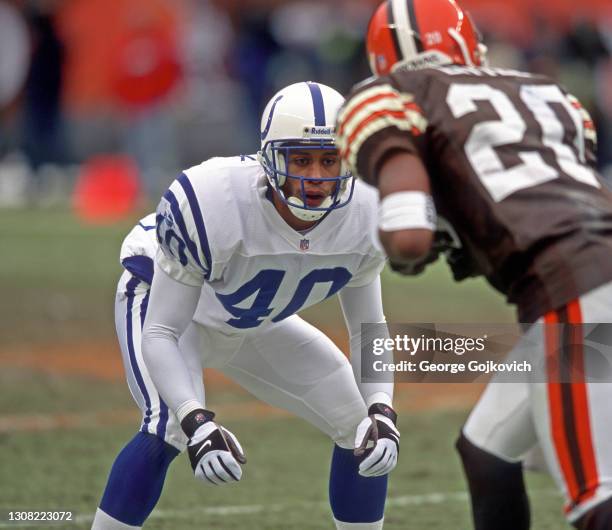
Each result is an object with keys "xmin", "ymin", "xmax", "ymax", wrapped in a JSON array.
[{"xmin": 276, "ymin": 149, "xmax": 287, "ymax": 187}]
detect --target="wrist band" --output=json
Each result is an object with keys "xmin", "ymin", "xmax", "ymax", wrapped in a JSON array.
[
  {"xmin": 379, "ymin": 191, "xmax": 436, "ymax": 232},
  {"xmin": 180, "ymin": 408, "xmax": 216, "ymax": 438},
  {"xmin": 368, "ymin": 403, "xmax": 398, "ymax": 424}
]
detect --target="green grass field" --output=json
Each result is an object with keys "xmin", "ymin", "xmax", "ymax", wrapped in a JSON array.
[{"xmin": 0, "ymin": 207, "xmax": 568, "ymax": 529}]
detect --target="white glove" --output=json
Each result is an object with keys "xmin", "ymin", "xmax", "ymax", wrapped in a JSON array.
[
  {"xmin": 181, "ymin": 409, "xmax": 246, "ymax": 485},
  {"xmin": 354, "ymin": 403, "xmax": 400, "ymax": 477}
]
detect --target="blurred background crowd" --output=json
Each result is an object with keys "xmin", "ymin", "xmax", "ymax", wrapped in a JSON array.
[{"xmin": 0, "ymin": 0, "xmax": 611, "ymax": 216}]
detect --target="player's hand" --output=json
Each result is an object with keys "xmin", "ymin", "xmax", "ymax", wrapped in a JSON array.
[
  {"xmin": 435, "ymin": 216, "xmax": 478, "ymax": 281},
  {"xmin": 181, "ymin": 409, "xmax": 246, "ymax": 485},
  {"xmin": 354, "ymin": 403, "xmax": 400, "ymax": 477},
  {"xmin": 445, "ymin": 247, "xmax": 478, "ymax": 281}
]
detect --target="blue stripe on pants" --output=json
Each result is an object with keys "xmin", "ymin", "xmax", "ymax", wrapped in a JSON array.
[
  {"xmin": 125, "ymin": 277, "xmax": 153, "ymax": 431},
  {"xmin": 136, "ymin": 287, "xmax": 170, "ymax": 441}
]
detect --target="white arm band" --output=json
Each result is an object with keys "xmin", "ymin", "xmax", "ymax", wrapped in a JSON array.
[{"xmin": 379, "ymin": 191, "xmax": 436, "ymax": 232}]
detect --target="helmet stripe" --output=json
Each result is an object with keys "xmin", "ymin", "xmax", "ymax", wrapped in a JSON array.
[
  {"xmin": 261, "ymin": 95, "xmax": 284, "ymax": 141},
  {"xmin": 406, "ymin": 0, "xmax": 424, "ymax": 52},
  {"xmin": 386, "ymin": 1, "xmax": 403, "ymax": 66},
  {"xmin": 306, "ymin": 82, "xmax": 326, "ymax": 126},
  {"xmin": 390, "ymin": 0, "xmax": 417, "ymax": 62}
]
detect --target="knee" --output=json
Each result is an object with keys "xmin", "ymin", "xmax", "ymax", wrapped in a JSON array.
[{"xmin": 456, "ymin": 431, "xmax": 524, "ymax": 486}]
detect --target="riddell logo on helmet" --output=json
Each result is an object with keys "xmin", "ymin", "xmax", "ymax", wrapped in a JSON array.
[{"xmin": 303, "ymin": 126, "xmax": 335, "ymax": 137}]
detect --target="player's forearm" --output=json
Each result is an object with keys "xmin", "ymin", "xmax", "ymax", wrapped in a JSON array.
[
  {"xmin": 142, "ymin": 328, "xmax": 202, "ymax": 416},
  {"xmin": 348, "ymin": 327, "xmax": 394, "ymax": 407},
  {"xmin": 377, "ymin": 152, "xmax": 435, "ymax": 261},
  {"xmin": 339, "ymin": 279, "xmax": 394, "ymax": 406},
  {"xmin": 142, "ymin": 263, "xmax": 203, "ymax": 419}
]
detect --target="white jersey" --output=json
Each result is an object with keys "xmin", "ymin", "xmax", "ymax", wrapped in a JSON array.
[{"xmin": 126, "ymin": 155, "xmax": 385, "ymax": 333}]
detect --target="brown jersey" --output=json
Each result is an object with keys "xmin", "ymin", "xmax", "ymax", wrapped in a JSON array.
[{"xmin": 337, "ymin": 65, "xmax": 612, "ymax": 322}]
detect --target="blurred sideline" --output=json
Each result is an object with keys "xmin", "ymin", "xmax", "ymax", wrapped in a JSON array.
[{"xmin": 1, "ymin": 0, "xmax": 611, "ymax": 212}]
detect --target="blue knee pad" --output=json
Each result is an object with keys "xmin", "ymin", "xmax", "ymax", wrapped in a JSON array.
[
  {"xmin": 99, "ymin": 432, "xmax": 179, "ymax": 526},
  {"xmin": 329, "ymin": 445, "xmax": 388, "ymax": 523}
]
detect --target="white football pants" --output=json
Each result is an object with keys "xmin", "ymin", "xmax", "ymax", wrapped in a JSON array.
[
  {"xmin": 464, "ymin": 281, "xmax": 612, "ymax": 523},
  {"xmin": 115, "ymin": 270, "xmax": 366, "ymax": 452}
]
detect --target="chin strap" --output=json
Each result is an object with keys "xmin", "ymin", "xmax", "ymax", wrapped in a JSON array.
[{"xmin": 287, "ymin": 196, "xmax": 332, "ymax": 221}]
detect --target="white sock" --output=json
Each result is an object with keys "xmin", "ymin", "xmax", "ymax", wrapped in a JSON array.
[
  {"xmin": 333, "ymin": 518, "xmax": 384, "ymax": 529},
  {"xmin": 91, "ymin": 508, "xmax": 141, "ymax": 530}
]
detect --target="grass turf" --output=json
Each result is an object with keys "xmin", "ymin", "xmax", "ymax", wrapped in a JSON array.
[
  {"xmin": 1, "ymin": 206, "xmax": 565, "ymax": 529},
  {"xmin": 0, "ymin": 402, "xmax": 566, "ymax": 529}
]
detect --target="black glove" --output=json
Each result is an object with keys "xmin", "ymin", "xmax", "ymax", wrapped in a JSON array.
[{"xmin": 446, "ymin": 247, "xmax": 478, "ymax": 281}]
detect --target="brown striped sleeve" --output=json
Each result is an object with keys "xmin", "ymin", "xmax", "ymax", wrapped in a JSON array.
[{"xmin": 336, "ymin": 80, "xmax": 427, "ymax": 185}]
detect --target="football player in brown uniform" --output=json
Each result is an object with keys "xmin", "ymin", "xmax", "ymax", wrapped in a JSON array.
[{"xmin": 336, "ymin": 1, "xmax": 612, "ymax": 529}]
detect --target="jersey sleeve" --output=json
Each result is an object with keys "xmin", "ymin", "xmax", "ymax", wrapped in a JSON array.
[
  {"xmin": 155, "ymin": 173, "xmax": 213, "ymax": 287},
  {"xmin": 336, "ymin": 77, "xmax": 428, "ymax": 186},
  {"xmin": 119, "ymin": 213, "xmax": 158, "ymax": 284},
  {"xmin": 347, "ymin": 253, "xmax": 386, "ymax": 288}
]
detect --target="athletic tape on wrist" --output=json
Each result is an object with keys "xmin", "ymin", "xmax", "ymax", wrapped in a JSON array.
[{"xmin": 378, "ymin": 191, "xmax": 436, "ymax": 232}]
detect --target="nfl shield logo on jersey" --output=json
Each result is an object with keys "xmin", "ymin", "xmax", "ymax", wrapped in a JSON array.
[{"xmin": 300, "ymin": 239, "xmax": 310, "ymax": 251}]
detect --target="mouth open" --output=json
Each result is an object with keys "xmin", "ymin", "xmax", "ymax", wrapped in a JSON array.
[{"xmin": 304, "ymin": 191, "xmax": 326, "ymax": 207}]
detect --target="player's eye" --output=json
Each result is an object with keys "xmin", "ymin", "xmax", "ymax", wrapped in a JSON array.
[
  {"xmin": 291, "ymin": 156, "xmax": 310, "ymax": 166},
  {"xmin": 322, "ymin": 156, "xmax": 339, "ymax": 167}
]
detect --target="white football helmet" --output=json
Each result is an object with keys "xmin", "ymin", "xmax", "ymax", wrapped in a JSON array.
[{"xmin": 258, "ymin": 81, "xmax": 355, "ymax": 222}]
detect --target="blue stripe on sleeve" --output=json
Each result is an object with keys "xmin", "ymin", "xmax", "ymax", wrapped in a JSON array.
[
  {"xmin": 307, "ymin": 82, "xmax": 326, "ymax": 126},
  {"xmin": 122, "ymin": 256, "xmax": 154, "ymax": 285},
  {"xmin": 138, "ymin": 222, "xmax": 156, "ymax": 231},
  {"xmin": 177, "ymin": 173, "xmax": 212, "ymax": 280},
  {"xmin": 162, "ymin": 187, "xmax": 207, "ymax": 273}
]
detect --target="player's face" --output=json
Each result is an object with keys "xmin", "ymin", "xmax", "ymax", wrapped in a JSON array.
[{"xmin": 284, "ymin": 149, "xmax": 340, "ymax": 208}]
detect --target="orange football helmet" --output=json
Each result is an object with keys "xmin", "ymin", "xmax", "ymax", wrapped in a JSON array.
[{"xmin": 366, "ymin": 0, "xmax": 487, "ymax": 75}]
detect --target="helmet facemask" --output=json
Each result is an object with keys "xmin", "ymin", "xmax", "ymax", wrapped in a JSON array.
[{"xmin": 259, "ymin": 138, "xmax": 354, "ymax": 222}]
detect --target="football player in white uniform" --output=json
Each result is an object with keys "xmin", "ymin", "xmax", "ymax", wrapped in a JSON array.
[{"xmin": 92, "ymin": 82, "xmax": 399, "ymax": 530}]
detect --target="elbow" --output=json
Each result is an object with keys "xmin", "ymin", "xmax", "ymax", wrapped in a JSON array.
[{"xmin": 379, "ymin": 228, "xmax": 433, "ymax": 261}]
